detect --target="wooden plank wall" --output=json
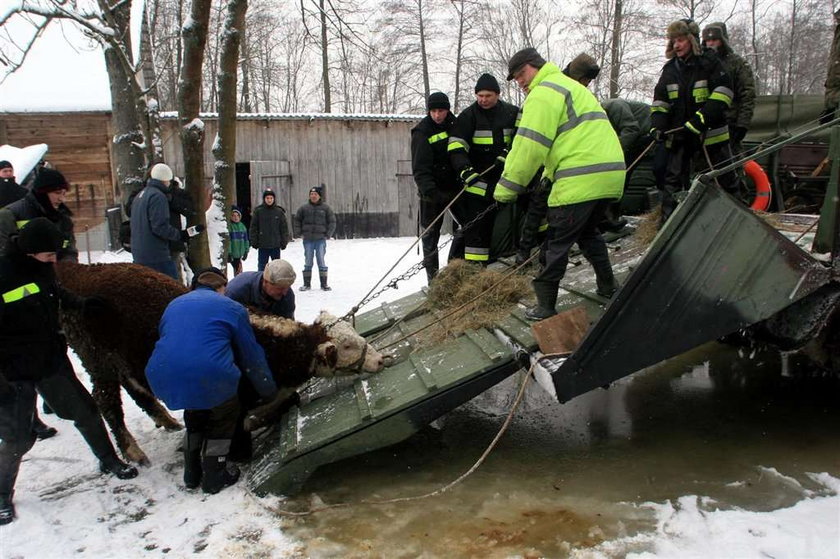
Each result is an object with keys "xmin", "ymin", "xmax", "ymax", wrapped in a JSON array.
[
  {"xmin": 0, "ymin": 112, "xmax": 114, "ymax": 226},
  {"xmin": 161, "ymin": 117, "xmax": 417, "ymax": 238}
]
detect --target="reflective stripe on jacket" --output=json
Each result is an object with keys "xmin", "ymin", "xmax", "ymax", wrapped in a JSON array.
[{"xmin": 497, "ymin": 62, "xmax": 625, "ymax": 207}]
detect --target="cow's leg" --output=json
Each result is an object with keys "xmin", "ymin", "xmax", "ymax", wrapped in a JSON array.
[
  {"xmin": 120, "ymin": 374, "xmax": 182, "ymax": 432},
  {"xmin": 89, "ymin": 364, "xmax": 149, "ymax": 466}
]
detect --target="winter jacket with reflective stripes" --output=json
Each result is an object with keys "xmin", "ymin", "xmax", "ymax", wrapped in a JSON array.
[
  {"xmin": 411, "ymin": 113, "xmax": 459, "ymax": 198},
  {"xmin": 0, "ymin": 191, "xmax": 78, "ymax": 262},
  {"xmin": 496, "ymin": 62, "xmax": 625, "ymax": 207},
  {"xmin": 448, "ymin": 99, "xmax": 519, "ymax": 197},
  {"xmin": 651, "ymin": 50, "xmax": 734, "ymax": 146},
  {"xmin": 0, "ymin": 249, "xmax": 84, "ymax": 381}
]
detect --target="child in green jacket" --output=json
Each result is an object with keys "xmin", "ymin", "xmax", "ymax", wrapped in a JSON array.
[{"xmin": 228, "ymin": 206, "xmax": 249, "ymax": 276}]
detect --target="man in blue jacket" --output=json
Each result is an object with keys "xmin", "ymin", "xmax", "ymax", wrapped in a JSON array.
[
  {"xmin": 130, "ymin": 163, "xmax": 202, "ymax": 280},
  {"xmin": 145, "ymin": 267, "xmax": 277, "ymax": 494}
]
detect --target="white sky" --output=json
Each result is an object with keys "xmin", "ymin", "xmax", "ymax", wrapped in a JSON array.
[
  {"xmin": 0, "ymin": 17, "xmax": 111, "ymax": 112},
  {"xmin": 0, "ymin": 236, "xmax": 837, "ymax": 556}
]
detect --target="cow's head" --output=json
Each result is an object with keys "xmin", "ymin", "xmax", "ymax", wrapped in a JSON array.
[{"xmin": 317, "ymin": 311, "xmax": 386, "ymax": 375}]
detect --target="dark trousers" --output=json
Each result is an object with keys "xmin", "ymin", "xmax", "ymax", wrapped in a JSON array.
[
  {"xmin": 257, "ymin": 248, "xmax": 281, "ymax": 272},
  {"xmin": 183, "ymin": 397, "xmax": 240, "ymax": 442},
  {"xmin": 451, "ymin": 192, "xmax": 497, "ymax": 264},
  {"xmin": 519, "ymin": 184, "xmax": 550, "ymax": 258},
  {"xmin": 534, "ymin": 200, "xmax": 610, "ymax": 289},
  {"xmin": 662, "ymin": 137, "xmax": 739, "ymax": 222},
  {"xmin": 419, "ymin": 191, "xmax": 459, "ymax": 280},
  {"xmin": 0, "ymin": 355, "xmax": 119, "ymax": 497}
]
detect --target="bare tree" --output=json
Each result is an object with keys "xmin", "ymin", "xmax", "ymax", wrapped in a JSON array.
[
  {"xmin": 212, "ymin": 0, "xmax": 247, "ymax": 268},
  {"xmin": 178, "ymin": 0, "xmax": 212, "ymax": 270}
]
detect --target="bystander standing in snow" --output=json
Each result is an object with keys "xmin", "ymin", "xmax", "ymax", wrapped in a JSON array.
[
  {"xmin": 249, "ymin": 188, "xmax": 289, "ymax": 272},
  {"xmin": 294, "ymin": 185, "xmax": 336, "ymax": 291},
  {"xmin": 227, "ymin": 206, "xmax": 249, "ymax": 276}
]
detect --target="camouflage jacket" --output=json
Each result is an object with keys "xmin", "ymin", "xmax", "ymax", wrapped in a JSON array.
[{"xmin": 717, "ymin": 50, "xmax": 756, "ymax": 130}]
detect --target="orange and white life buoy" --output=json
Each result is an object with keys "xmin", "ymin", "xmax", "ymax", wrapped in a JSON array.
[{"xmin": 743, "ymin": 160, "xmax": 772, "ymax": 211}]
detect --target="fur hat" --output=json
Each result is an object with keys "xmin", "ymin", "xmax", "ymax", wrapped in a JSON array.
[
  {"xmin": 702, "ymin": 22, "xmax": 730, "ymax": 52},
  {"xmin": 263, "ymin": 259, "xmax": 296, "ymax": 288},
  {"xmin": 33, "ymin": 168, "xmax": 69, "ymax": 193},
  {"xmin": 150, "ymin": 163, "xmax": 173, "ymax": 182},
  {"xmin": 666, "ymin": 19, "xmax": 701, "ymax": 59},
  {"xmin": 263, "ymin": 189, "xmax": 275, "ymax": 201},
  {"xmin": 191, "ymin": 266, "xmax": 228, "ymax": 290},
  {"xmin": 16, "ymin": 217, "xmax": 64, "ymax": 254},
  {"xmin": 427, "ymin": 92, "xmax": 450, "ymax": 111},
  {"xmin": 563, "ymin": 53, "xmax": 601, "ymax": 82},
  {"xmin": 506, "ymin": 47, "xmax": 546, "ymax": 80},
  {"xmin": 0, "ymin": 160, "xmax": 12, "ymax": 170},
  {"xmin": 474, "ymin": 73, "xmax": 500, "ymax": 94}
]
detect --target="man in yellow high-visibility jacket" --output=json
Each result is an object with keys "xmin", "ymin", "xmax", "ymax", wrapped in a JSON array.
[{"xmin": 496, "ymin": 48, "xmax": 626, "ymax": 320}]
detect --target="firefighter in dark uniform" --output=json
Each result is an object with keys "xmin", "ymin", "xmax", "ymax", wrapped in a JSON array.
[
  {"xmin": 651, "ymin": 19, "xmax": 739, "ymax": 225},
  {"xmin": 411, "ymin": 92, "xmax": 461, "ymax": 283},
  {"xmin": 0, "ymin": 218, "xmax": 138, "ymax": 525},
  {"xmin": 448, "ymin": 74, "xmax": 519, "ymax": 264}
]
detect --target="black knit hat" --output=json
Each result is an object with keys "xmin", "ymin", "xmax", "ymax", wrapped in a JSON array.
[
  {"xmin": 16, "ymin": 217, "xmax": 64, "ymax": 254},
  {"xmin": 263, "ymin": 188, "xmax": 275, "ymax": 201},
  {"xmin": 309, "ymin": 185, "xmax": 324, "ymax": 197},
  {"xmin": 0, "ymin": 160, "xmax": 12, "ymax": 170},
  {"xmin": 506, "ymin": 47, "xmax": 546, "ymax": 80},
  {"xmin": 427, "ymin": 92, "xmax": 450, "ymax": 111},
  {"xmin": 33, "ymin": 168, "xmax": 69, "ymax": 193},
  {"xmin": 474, "ymin": 73, "xmax": 500, "ymax": 94}
]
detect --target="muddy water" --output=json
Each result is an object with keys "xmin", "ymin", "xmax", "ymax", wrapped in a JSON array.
[{"xmin": 277, "ymin": 343, "xmax": 840, "ymax": 558}]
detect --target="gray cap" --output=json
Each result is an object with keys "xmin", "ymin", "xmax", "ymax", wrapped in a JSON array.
[
  {"xmin": 263, "ymin": 259, "xmax": 296, "ymax": 287},
  {"xmin": 506, "ymin": 47, "xmax": 546, "ymax": 80}
]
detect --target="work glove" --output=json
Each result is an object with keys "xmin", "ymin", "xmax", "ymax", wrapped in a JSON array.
[
  {"xmin": 730, "ymin": 126, "xmax": 748, "ymax": 143},
  {"xmin": 459, "ymin": 167, "xmax": 481, "ymax": 187},
  {"xmin": 819, "ymin": 106, "xmax": 837, "ymax": 125},
  {"xmin": 82, "ymin": 295, "xmax": 111, "ymax": 319},
  {"xmin": 495, "ymin": 148, "xmax": 509, "ymax": 169},
  {"xmin": 650, "ymin": 128, "xmax": 665, "ymax": 143},
  {"xmin": 684, "ymin": 113, "xmax": 707, "ymax": 136}
]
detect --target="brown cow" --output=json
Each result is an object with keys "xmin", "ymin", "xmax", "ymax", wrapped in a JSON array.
[{"xmin": 56, "ymin": 262, "xmax": 385, "ymax": 464}]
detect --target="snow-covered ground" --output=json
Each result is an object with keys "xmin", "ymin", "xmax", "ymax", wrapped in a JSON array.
[{"xmin": 1, "ymin": 237, "xmax": 838, "ymax": 558}]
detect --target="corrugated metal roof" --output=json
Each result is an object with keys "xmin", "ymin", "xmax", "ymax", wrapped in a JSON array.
[{"xmin": 158, "ymin": 112, "xmax": 422, "ymax": 122}]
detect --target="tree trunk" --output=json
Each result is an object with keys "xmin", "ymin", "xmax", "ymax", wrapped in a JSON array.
[
  {"xmin": 453, "ymin": 1, "xmax": 465, "ymax": 113},
  {"xmin": 240, "ymin": 21, "xmax": 252, "ymax": 112},
  {"xmin": 103, "ymin": 45, "xmax": 147, "ymax": 211},
  {"xmin": 418, "ymin": 0, "xmax": 430, "ymax": 102},
  {"xmin": 212, "ymin": 0, "xmax": 247, "ymax": 271},
  {"xmin": 178, "ymin": 0, "xmax": 213, "ymax": 272},
  {"xmin": 320, "ymin": 0, "xmax": 332, "ymax": 112},
  {"xmin": 608, "ymin": 0, "xmax": 623, "ymax": 99}
]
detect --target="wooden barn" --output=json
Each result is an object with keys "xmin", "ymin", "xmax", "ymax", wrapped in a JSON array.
[
  {"xmin": 0, "ymin": 111, "xmax": 116, "ymax": 229},
  {"xmin": 159, "ymin": 113, "xmax": 419, "ymax": 238},
  {"xmin": 0, "ymin": 111, "xmax": 424, "ymax": 239}
]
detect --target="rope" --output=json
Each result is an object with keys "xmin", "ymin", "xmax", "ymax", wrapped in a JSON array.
[{"xmin": 245, "ymin": 351, "xmax": 570, "ymax": 517}]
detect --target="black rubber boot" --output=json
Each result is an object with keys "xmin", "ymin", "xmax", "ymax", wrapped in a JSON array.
[
  {"xmin": 299, "ymin": 271, "xmax": 312, "ymax": 291},
  {"xmin": 32, "ymin": 414, "xmax": 57, "ymax": 440},
  {"xmin": 525, "ymin": 282, "xmax": 558, "ymax": 321},
  {"xmin": 0, "ymin": 493, "xmax": 14, "ymax": 525},
  {"xmin": 183, "ymin": 432, "xmax": 203, "ymax": 489},
  {"xmin": 201, "ymin": 439, "xmax": 240, "ymax": 495},
  {"xmin": 99, "ymin": 455, "xmax": 139, "ymax": 479},
  {"xmin": 591, "ymin": 260, "xmax": 619, "ymax": 299},
  {"xmin": 320, "ymin": 272, "xmax": 331, "ymax": 291}
]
